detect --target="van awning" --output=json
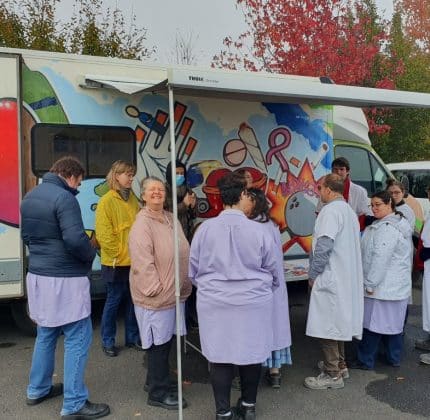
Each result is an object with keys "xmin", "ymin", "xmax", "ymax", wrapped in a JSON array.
[
  {"xmin": 82, "ymin": 74, "xmax": 167, "ymax": 95},
  {"xmin": 82, "ymin": 67, "xmax": 430, "ymax": 108},
  {"xmin": 165, "ymin": 68, "xmax": 430, "ymax": 108}
]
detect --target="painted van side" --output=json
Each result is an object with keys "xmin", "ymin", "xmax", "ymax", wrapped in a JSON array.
[{"xmin": 0, "ymin": 48, "xmax": 393, "ymax": 312}]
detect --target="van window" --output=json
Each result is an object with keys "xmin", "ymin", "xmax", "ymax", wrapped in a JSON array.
[
  {"xmin": 31, "ymin": 124, "xmax": 136, "ymax": 178},
  {"xmin": 334, "ymin": 146, "xmax": 373, "ymax": 193},
  {"xmin": 391, "ymin": 170, "xmax": 430, "ymax": 199},
  {"xmin": 369, "ymin": 154, "xmax": 389, "ymax": 192}
]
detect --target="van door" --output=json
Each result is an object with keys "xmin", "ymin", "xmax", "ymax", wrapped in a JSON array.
[{"xmin": 0, "ymin": 53, "xmax": 24, "ymax": 298}]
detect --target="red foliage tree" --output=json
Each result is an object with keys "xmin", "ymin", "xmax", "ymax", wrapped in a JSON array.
[
  {"xmin": 213, "ymin": 0, "xmax": 398, "ymax": 87},
  {"xmin": 213, "ymin": 0, "xmax": 403, "ymax": 134},
  {"xmin": 397, "ymin": 0, "xmax": 430, "ymax": 52}
]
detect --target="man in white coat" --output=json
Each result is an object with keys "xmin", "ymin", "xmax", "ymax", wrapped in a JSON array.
[
  {"xmin": 330, "ymin": 157, "xmax": 370, "ymax": 218},
  {"xmin": 304, "ymin": 174, "xmax": 364, "ymax": 390}
]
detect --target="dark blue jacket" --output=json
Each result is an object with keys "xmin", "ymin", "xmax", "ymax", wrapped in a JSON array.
[{"xmin": 20, "ymin": 172, "xmax": 96, "ymax": 277}]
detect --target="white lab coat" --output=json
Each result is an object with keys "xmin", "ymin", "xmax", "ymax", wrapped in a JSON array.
[
  {"xmin": 306, "ymin": 199, "xmax": 364, "ymax": 341},
  {"xmin": 348, "ymin": 182, "xmax": 372, "ymax": 216},
  {"xmin": 422, "ymin": 217, "xmax": 430, "ymax": 332}
]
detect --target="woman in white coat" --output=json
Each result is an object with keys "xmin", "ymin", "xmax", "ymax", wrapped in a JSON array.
[
  {"xmin": 386, "ymin": 179, "xmax": 415, "ymax": 231},
  {"xmin": 354, "ymin": 190, "xmax": 412, "ymax": 369}
]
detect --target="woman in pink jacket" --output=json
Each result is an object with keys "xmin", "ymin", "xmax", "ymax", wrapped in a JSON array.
[{"xmin": 129, "ymin": 176, "xmax": 191, "ymax": 411}]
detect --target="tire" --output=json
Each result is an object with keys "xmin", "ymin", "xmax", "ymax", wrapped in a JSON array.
[{"xmin": 11, "ymin": 300, "xmax": 36, "ymax": 337}]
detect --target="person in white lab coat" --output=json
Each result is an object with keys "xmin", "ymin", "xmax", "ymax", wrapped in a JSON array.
[
  {"xmin": 386, "ymin": 179, "xmax": 416, "ymax": 232},
  {"xmin": 419, "ymin": 222, "xmax": 430, "ymax": 363},
  {"xmin": 304, "ymin": 174, "xmax": 364, "ymax": 390},
  {"xmin": 418, "ymin": 186, "xmax": 430, "ymax": 361}
]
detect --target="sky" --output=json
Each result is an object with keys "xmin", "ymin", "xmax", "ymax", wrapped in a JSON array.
[{"xmin": 56, "ymin": 0, "xmax": 394, "ymax": 67}]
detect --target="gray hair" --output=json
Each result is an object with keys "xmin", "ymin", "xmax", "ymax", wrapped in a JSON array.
[{"xmin": 140, "ymin": 176, "xmax": 165, "ymax": 204}]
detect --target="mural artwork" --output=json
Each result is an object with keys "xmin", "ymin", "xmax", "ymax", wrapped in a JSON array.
[{"xmin": 0, "ymin": 60, "xmax": 333, "ymax": 280}]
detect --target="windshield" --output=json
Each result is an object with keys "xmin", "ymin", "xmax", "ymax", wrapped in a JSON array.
[{"xmin": 391, "ymin": 169, "xmax": 430, "ymax": 198}]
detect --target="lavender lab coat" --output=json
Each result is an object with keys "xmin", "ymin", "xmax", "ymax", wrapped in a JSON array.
[
  {"xmin": 189, "ymin": 209, "xmax": 280, "ymax": 365},
  {"xmin": 261, "ymin": 220, "xmax": 292, "ymax": 350}
]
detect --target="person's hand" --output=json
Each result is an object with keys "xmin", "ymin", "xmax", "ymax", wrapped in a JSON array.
[
  {"xmin": 183, "ymin": 192, "xmax": 196, "ymax": 208},
  {"xmin": 308, "ymin": 279, "xmax": 315, "ymax": 289},
  {"xmin": 89, "ymin": 234, "xmax": 99, "ymax": 249},
  {"xmin": 365, "ymin": 288, "xmax": 374, "ymax": 296}
]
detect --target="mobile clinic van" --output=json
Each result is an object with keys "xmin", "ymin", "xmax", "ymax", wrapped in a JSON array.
[{"xmin": 1, "ymin": 47, "xmax": 430, "ymax": 334}]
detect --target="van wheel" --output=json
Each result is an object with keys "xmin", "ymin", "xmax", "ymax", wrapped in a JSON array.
[{"xmin": 11, "ymin": 300, "xmax": 36, "ymax": 337}]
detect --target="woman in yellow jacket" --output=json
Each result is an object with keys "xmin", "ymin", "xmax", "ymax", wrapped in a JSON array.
[{"xmin": 95, "ymin": 160, "xmax": 141, "ymax": 357}]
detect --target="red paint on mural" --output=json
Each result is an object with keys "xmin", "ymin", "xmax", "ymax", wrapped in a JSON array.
[{"xmin": 0, "ymin": 98, "xmax": 19, "ymax": 226}]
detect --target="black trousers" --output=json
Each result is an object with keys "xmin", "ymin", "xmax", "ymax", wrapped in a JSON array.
[
  {"xmin": 146, "ymin": 339, "xmax": 172, "ymax": 400},
  {"xmin": 210, "ymin": 362, "xmax": 261, "ymax": 414}
]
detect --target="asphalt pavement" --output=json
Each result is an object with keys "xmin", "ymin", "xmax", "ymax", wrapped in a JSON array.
[{"xmin": 1, "ymin": 281, "xmax": 429, "ymax": 420}]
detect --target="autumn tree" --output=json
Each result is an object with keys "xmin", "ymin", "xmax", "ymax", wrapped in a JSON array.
[
  {"xmin": 0, "ymin": 0, "xmax": 153, "ymax": 60},
  {"xmin": 213, "ymin": 0, "xmax": 397, "ymax": 87},
  {"xmin": 0, "ymin": 0, "xmax": 65, "ymax": 51},
  {"xmin": 397, "ymin": 0, "xmax": 430, "ymax": 53},
  {"xmin": 213, "ymin": 0, "xmax": 406, "ymax": 135}
]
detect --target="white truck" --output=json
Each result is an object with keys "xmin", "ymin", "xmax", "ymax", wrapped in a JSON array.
[{"xmin": 1, "ymin": 47, "xmax": 429, "ymax": 334}]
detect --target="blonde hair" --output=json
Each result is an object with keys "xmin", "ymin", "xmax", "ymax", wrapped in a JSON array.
[{"xmin": 106, "ymin": 160, "xmax": 136, "ymax": 190}]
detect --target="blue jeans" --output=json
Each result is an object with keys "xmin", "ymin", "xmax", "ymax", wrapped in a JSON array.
[
  {"xmin": 101, "ymin": 266, "xmax": 139, "ymax": 347},
  {"xmin": 27, "ymin": 316, "xmax": 92, "ymax": 415},
  {"xmin": 357, "ymin": 328, "xmax": 403, "ymax": 368}
]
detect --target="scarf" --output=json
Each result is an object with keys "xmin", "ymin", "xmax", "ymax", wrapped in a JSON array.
[
  {"xmin": 118, "ymin": 188, "xmax": 131, "ymax": 201},
  {"xmin": 343, "ymin": 177, "xmax": 351, "ymax": 202}
]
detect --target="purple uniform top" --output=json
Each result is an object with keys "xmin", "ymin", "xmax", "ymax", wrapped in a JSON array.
[
  {"xmin": 189, "ymin": 209, "xmax": 279, "ymax": 365},
  {"xmin": 262, "ymin": 219, "xmax": 292, "ymax": 350},
  {"xmin": 26, "ymin": 273, "xmax": 91, "ymax": 327}
]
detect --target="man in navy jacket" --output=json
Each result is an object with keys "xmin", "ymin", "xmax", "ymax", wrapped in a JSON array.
[{"xmin": 21, "ymin": 156, "xmax": 110, "ymax": 419}]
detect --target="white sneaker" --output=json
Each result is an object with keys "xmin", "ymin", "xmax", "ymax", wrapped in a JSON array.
[
  {"xmin": 419, "ymin": 353, "xmax": 430, "ymax": 365},
  {"xmin": 317, "ymin": 360, "xmax": 350, "ymax": 379},
  {"xmin": 304, "ymin": 372, "xmax": 344, "ymax": 390}
]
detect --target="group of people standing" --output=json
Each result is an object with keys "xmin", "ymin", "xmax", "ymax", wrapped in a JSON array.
[
  {"xmin": 305, "ymin": 157, "xmax": 430, "ymax": 392},
  {"xmin": 20, "ymin": 153, "xmax": 428, "ymax": 420}
]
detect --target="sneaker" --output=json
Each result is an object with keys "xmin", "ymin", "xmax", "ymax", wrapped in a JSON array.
[
  {"xmin": 304, "ymin": 372, "xmax": 344, "ymax": 390},
  {"xmin": 317, "ymin": 360, "xmax": 349, "ymax": 379},
  {"xmin": 236, "ymin": 398, "xmax": 256, "ymax": 420},
  {"xmin": 419, "ymin": 353, "xmax": 430, "ymax": 365},
  {"xmin": 415, "ymin": 338, "xmax": 430, "ymax": 351}
]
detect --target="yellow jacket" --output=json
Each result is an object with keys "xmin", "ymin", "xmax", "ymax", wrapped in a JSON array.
[{"xmin": 95, "ymin": 189, "xmax": 140, "ymax": 267}]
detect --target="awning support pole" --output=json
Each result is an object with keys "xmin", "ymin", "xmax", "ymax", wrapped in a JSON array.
[{"xmin": 168, "ymin": 85, "xmax": 183, "ymax": 420}]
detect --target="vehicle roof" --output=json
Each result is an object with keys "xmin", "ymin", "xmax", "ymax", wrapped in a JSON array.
[
  {"xmin": 2, "ymin": 47, "xmax": 430, "ymax": 109},
  {"xmin": 387, "ymin": 161, "xmax": 430, "ymax": 170}
]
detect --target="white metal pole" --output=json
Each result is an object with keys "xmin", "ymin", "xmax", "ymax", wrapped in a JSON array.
[{"xmin": 168, "ymin": 85, "xmax": 183, "ymax": 420}]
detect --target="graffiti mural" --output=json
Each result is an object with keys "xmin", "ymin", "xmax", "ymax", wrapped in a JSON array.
[{"xmin": 0, "ymin": 55, "xmax": 333, "ymax": 282}]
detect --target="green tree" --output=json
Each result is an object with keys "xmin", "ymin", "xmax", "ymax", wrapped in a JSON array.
[
  {"xmin": 0, "ymin": 0, "xmax": 153, "ymax": 59},
  {"xmin": 371, "ymin": 10, "xmax": 430, "ymax": 162}
]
